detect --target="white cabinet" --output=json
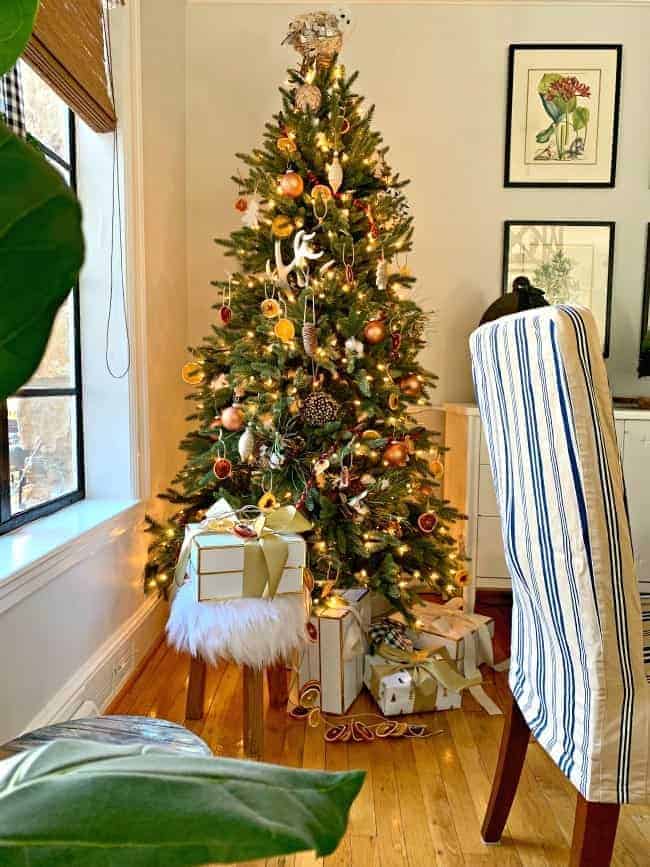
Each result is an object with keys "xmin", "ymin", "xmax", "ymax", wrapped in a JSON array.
[{"xmin": 443, "ymin": 403, "xmax": 650, "ymax": 607}]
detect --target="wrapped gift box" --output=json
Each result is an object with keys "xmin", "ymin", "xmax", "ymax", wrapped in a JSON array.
[
  {"xmin": 298, "ymin": 588, "xmax": 371, "ymax": 715},
  {"xmin": 186, "ymin": 525, "xmax": 306, "ymax": 603},
  {"xmin": 364, "ymin": 653, "xmax": 462, "ymax": 715},
  {"xmin": 391, "ymin": 601, "xmax": 494, "ymax": 668}
]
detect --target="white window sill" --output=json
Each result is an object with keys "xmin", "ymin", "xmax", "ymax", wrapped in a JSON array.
[{"xmin": 0, "ymin": 499, "xmax": 144, "ymax": 615}]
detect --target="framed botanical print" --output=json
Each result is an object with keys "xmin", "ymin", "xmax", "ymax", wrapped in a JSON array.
[
  {"xmin": 502, "ymin": 221, "xmax": 615, "ymax": 355},
  {"xmin": 505, "ymin": 44, "xmax": 622, "ymax": 187},
  {"xmin": 639, "ymin": 225, "xmax": 650, "ymax": 377}
]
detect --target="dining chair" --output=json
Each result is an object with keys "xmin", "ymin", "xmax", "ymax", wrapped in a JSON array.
[{"xmin": 470, "ymin": 305, "xmax": 649, "ymax": 866}]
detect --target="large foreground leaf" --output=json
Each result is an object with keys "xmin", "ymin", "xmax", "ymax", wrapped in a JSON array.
[
  {"xmin": 0, "ymin": 0, "xmax": 38, "ymax": 74},
  {"xmin": 0, "ymin": 120, "xmax": 84, "ymax": 399},
  {"xmin": 0, "ymin": 739, "xmax": 365, "ymax": 866}
]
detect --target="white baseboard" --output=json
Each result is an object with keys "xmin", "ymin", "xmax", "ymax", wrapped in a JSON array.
[{"xmin": 24, "ymin": 594, "xmax": 167, "ymax": 733}]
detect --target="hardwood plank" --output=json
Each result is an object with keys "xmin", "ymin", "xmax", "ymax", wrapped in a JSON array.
[
  {"xmin": 368, "ymin": 724, "xmax": 408, "ymax": 867},
  {"xmin": 324, "ymin": 739, "xmax": 351, "ymax": 867},
  {"xmin": 389, "ymin": 737, "xmax": 436, "ymax": 867},
  {"xmin": 411, "ymin": 716, "xmax": 465, "ymax": 866}
]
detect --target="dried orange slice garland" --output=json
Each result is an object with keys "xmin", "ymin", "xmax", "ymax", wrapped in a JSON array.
[{"xmin": 288, "ymin": 680, "xmax": 437, "ymax": 742}]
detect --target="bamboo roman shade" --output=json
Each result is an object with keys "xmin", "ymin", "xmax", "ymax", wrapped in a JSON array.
[{"xmin": 23, "ymin": 0, "xmax": 116, "ymax": 133}]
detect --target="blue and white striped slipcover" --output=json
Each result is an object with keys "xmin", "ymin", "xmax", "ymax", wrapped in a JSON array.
[{"xmin": 470, "ymin": 305, "xmax": 649, "ymax": 804}]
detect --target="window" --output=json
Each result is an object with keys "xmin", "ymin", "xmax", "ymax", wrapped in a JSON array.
[{"xmin": 0, "ymin": 63, "xmax": 84, "ymax": 533}]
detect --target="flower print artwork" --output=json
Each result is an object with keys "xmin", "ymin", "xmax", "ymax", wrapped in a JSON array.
[
  {"xmin": 505, "ymin": 46, "xmax": 621, "ymax": 187},
  {"xmin": 535, "ymin": 74, "xmax": 591, "ymax": 162}
]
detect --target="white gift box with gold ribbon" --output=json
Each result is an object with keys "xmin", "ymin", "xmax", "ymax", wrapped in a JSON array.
[
  {"xmin": 187, "ymin": 530, "xmax": 305, "ymax": 602},
  {"xmin": 175, "ymin": 498, "xmax": 310, "ymax": 604},
  {"xmin": 298, "ymin": 588, "xmax": 371, "ymax": 715},
  {"xmin": 390, "ymin": 599, "xmax": 501, "ymax": 715}
]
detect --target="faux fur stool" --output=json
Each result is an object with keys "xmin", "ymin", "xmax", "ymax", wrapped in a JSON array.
[{"xmin": 167, "ymin": 582, "xmax": 307, "ymax": 758}]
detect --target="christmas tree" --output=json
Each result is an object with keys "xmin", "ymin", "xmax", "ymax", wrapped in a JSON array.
[{"xmin": 144, "ymin": 12, "xmax": 464, "ymax": 615}]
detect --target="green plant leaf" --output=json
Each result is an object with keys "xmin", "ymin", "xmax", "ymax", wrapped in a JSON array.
[
  {"xmin": 0, "ymin": 120, "xmax": 84, "ymax": 400},
  {"xmin": 535, "ymin": 122, "xmax": 555, "ymax": 144},
  {"xmin": 0, "ymin": 739, "xmax": 365, "ymax": 867},
  {"xmin": 572, "ymin": 106, "xmax": 590, "ymax": 131},
  {"xmin": 0, "ymin": 0, "xmax": 38, "ymax": 75}
]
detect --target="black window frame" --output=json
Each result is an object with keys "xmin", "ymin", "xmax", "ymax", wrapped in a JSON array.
[{"xmin": 0, "ymin": 108, "xmax": 85, "ymax": 533}]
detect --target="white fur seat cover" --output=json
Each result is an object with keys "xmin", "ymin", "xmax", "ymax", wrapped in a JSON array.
[{"xmin": 166, "ymin": 581, "xmax": 307, "ymax": 669}]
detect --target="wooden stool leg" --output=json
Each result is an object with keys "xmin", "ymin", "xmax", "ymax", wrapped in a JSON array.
[
  {"xmin": 267, "ymin": 661, "xmax": 289, "ymax": 709},
  {"xmin": 243, "ymin": 666, "xmax": 264, "ymax": 760},
  {"xmin": 569, "ymin": 795, "xmax": 620, "ymax": 867},
  {"xmin": 481, "ymin": 693, "xmax": 530, "ymax": 843},
  {"xmin": 185, "ymin": 656, "xmax": 207, "ymax": 720}
]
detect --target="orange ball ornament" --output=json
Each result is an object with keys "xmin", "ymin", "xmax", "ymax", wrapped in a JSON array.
[
  {"xmin": 279, "ymin": 171, "xmax": 304, "ymax": 198},
  {"xmin": 234, "ymin": 196, "xmax": 248, "ymax": 212},
  {"xmin": 400, "ymin": 374, "xmax": 422, "ymax": 398},
  {"xmin": 382, "ymin": 440, "xmax": 409, "ymax": 467},
  {"xmin": 428, "ymin": 458, "xmax": 444, "ymax": 479},
  {"xmin": 363, "ymin": 319, "xmax": 387, "ymax": 345},
  {"xmin": 221, "ymin": 405, "xmax": 245, "ymax": 431}
]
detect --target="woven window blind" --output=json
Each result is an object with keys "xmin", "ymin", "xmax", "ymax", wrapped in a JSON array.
[{"xmin": 23, "ymin": 0, "xmax": 116, "ymax": 133}]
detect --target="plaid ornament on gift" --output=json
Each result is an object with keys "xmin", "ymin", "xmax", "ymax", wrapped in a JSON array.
[
  {"xmin": 369, "ymin": 618, "xmax": 413, "ymax": 653},
  {"xmin": 0, "ymin": 65, "xmax": 26, "ymax": 138}
]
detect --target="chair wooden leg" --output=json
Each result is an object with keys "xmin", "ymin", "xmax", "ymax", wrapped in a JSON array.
[
  {"xmin": 185, "ymin": 656, "xmax": 207, "ymax": 720},
  {"xmin": 267, "ymin": 661, "xmax": 289, "ymax": 710},
  {"xmin": 243, "ymin": 666, "xmax": 264, "ymax": 760},
  {"xmin": 569, "ymin": 794, "xmax": 620, "ymax": 867},
  {"xmin": 481, "ymin": 693, "xmax": 530, "ymax": 843}
]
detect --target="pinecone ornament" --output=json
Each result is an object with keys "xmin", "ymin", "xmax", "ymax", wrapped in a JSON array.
[{"xmin": 301, "ymin": 390, "xmax": 340, "ymax": 425}]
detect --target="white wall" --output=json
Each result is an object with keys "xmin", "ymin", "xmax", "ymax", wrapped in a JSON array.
[
  {"xmin": 186, "ymin": 1, "xmax": 650, "ymax": 405},
  {"xmin": 0, "ymin": 0, "xmax": 189, "ymax": 742}
]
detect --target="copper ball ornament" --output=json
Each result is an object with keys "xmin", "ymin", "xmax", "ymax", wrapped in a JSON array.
[
  {"xmin": 400, "ymin": 374, "xmax": 422, "ymax": 398},
  {"xmin": 221, "ymin": 405, "xmax": 245, "ymax": 431},
  {"xmin": 213, "ymin": 457, "xmax": 232, "ymax": 480},
  {"xmin": 271, "ymin": 214, "xmax": 294, "ymax": 238},
  {"xmin": 234, "ymin": 196, "xmax": 248, "ymax": 212},
  {"xmin": 382, "ymin": 440, "xmax": 409, "ymax": 467},
  {"xmin": 363, "ymin": 319, "xmax": 387, "ymax": 345},
  {"xmin": 279, "ymin": 171, "xmax": 304, "ymax": 199}
]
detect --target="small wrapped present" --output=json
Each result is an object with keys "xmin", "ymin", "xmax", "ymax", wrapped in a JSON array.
[
  {"xmin": 391, "ymin": 599, "xmax": 495, "ymax": 667},
  {"xmin": 298, "ymin": 588, "xmax": 371, "ymax": 714},
  {"xmin": 364, "ymin": 646, "xmax": 481, "ymax": 716},
  {"xmin": 390, "ymin": 599, "xmax": 500, "ymax": 715},
  {"xmin": 175, "ymin": 498, "xmax": 310, "ymax": 603}
]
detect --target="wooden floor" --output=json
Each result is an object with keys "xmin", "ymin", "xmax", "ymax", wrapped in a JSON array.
[{"xmin": 109, "ymin": 599, "xmax": 650, "ymax": 866}]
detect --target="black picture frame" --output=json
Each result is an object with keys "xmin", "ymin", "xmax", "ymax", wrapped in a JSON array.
[
  {"xmin": 639, "ymin": 225, "xmax": 650, "ymax": 377},
  {"xmin": 504, "ymin": 44, "xmax": 622, "ymax": 188},
  {"xmin": 502, "ymin": 220, "xmax": 615, "ymax": 357}
]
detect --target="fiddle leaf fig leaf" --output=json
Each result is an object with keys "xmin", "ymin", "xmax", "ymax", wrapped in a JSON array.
[
  {"xmin": 0, "ymin": 120, "xmax": 84, "ymax": 399},
  {"xmin": 0, "ymin": 739, "xmax": 365, "ymax": 867},
  {"xmin": 0, "ymin": 0, "xmax": 38, "ymax": 75}
]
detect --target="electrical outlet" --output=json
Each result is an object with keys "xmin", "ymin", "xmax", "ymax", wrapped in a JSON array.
[{"xmin": 111, "ymin": 644, "xmax": 133, "ymax": 692}]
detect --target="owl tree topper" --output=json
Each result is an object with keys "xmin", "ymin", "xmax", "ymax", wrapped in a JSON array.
[{"xmin": 282, "ymin": 8, "xmax": 353, "ymax": 71}]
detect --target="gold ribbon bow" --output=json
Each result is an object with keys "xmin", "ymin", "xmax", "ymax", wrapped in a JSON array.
[
  {"xmin": 174, "ymin": 499, "xmax": 311, "ymax": 599},
  {"xmin": 375, "ymin": 644, "xmax": 482, "ymax": 696}
]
